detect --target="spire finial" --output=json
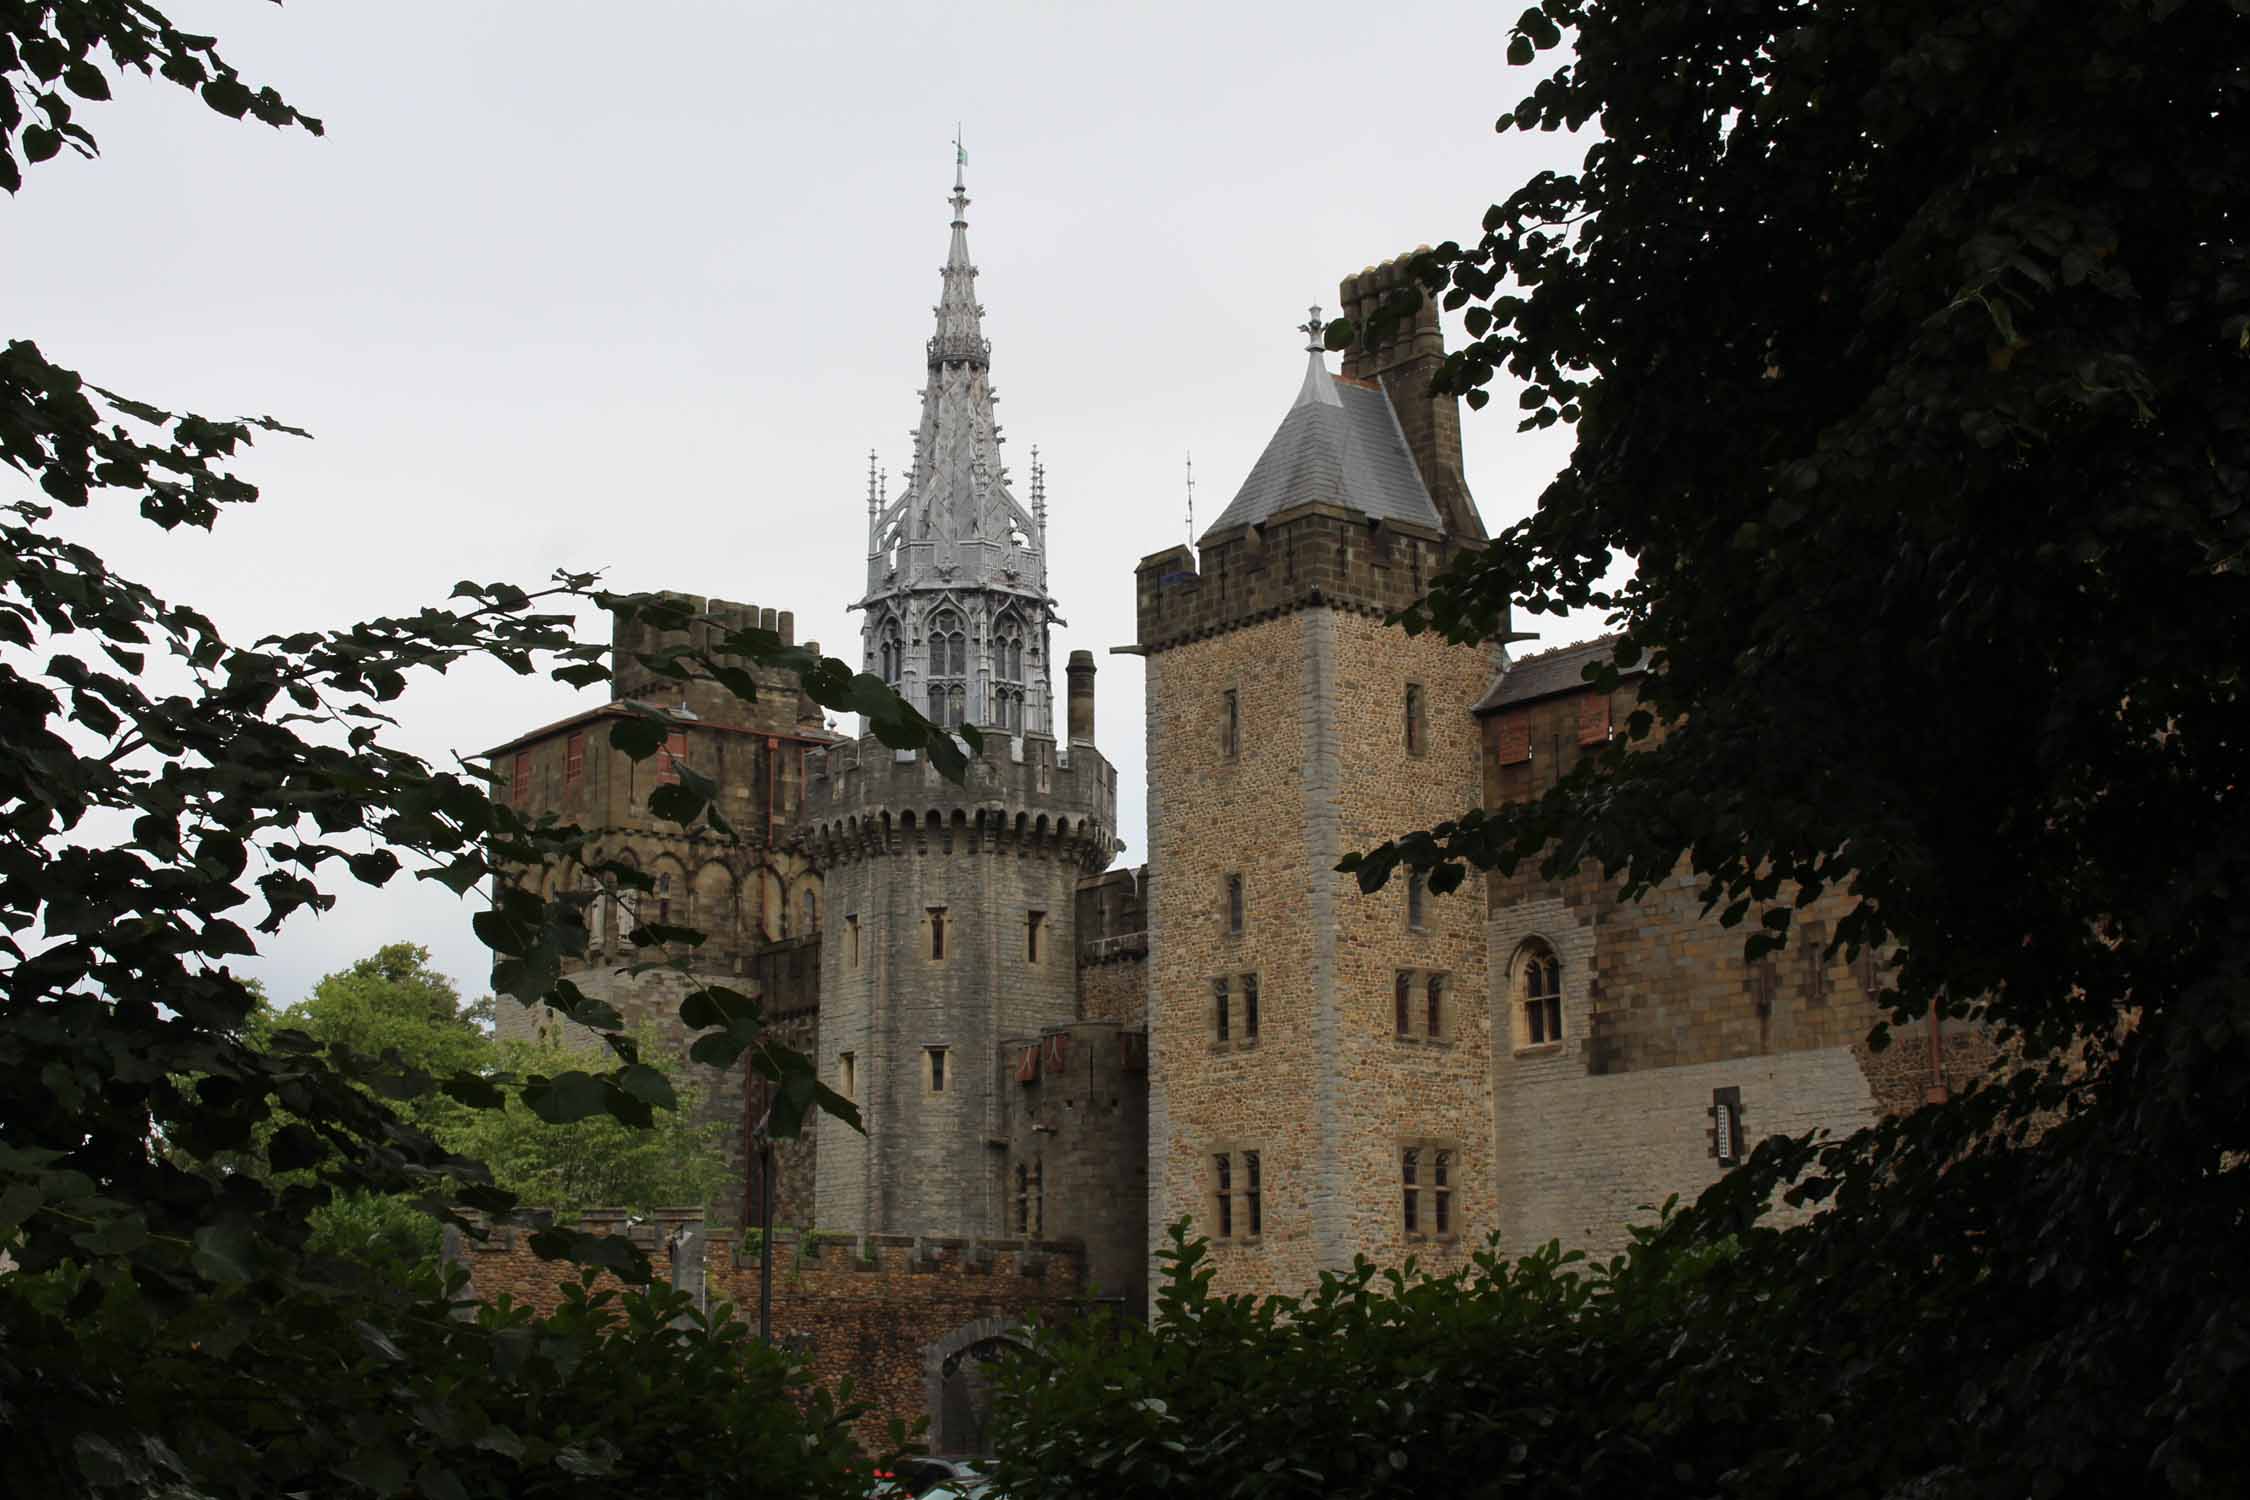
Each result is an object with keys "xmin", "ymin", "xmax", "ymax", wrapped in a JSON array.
[
  {"xmin": 953, "ymin": 124, "xmax": 966, "ymax": 194},
  {"xmin": 866, "ymin": 448, "xmax": 880, "ymax": 514},
  {"xmin": 1293, "ymin": 304, "xmax": 1343, "ymax": 410}
]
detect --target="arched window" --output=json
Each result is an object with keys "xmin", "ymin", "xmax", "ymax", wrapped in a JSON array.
[
  {"xmin": 995, "ymin": 613, "xmax": 1025, "ymax": 684},
  {"xmin": 1514, "ymin": 940, "xmax": 1564, "ymax": 1047},
  {"xmin": 877, "ymin": 617, "xmax": 902, "ymax": 684},
  {"xmin": 926, "ymin": 610, "xmax": 967, "ymax": 725},
  {"xmin": 931, "ymin": 611, "xmax": 965, "ymax": 676}
]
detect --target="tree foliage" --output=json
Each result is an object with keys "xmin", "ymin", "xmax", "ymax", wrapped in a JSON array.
[
  {"xmin": 1, "ymin": 6, "xmax": 961, "ymax": 1493},
  {"xmin": 248, "ymin": 944, "xmax": 729, "ymax": 1269},
  {"xmin": 990, "ymin": 1219, "xmax": 1739, "ymax": 1500},
  {"xmin": 1313, "ymin": 1, "xmax": 2250, "ymax": 1493}
]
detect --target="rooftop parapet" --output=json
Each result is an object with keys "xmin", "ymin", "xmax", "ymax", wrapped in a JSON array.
[
  {"xmin": 610, "ymin": 590, "xmax": 825, "ymax": 731},
  {"xmin": 800, "ymin": 730, "xmax": 1118, "ymax": 872},
  {"xmin": 1134, "ymin": 510, "xmax": 1474, "ymax": 656}
]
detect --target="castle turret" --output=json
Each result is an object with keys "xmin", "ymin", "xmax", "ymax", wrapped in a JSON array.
[
  {"xmin": 1136, "ymin": 271, "xmax": 1499, "ymax": 1298},
  {"xmin": 806, "ymin": 157, "xmax": 1122, "ymax": 1243}
]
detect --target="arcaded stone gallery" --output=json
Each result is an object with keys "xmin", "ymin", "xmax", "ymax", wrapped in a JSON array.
[{"xmin": 463, "ymin": 157, "xmax": 1985, "ymax": 1450}]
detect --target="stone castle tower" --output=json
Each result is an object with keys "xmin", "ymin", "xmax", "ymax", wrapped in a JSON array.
[
  {"xmin": 484, "ymin": 599, "xmax": 832, "ymax": 1227},
  {"xmin": 806, "ymin": 158, "xmax": 1123, "ymax": 1246},
  {"xmin": 1134, "ymin": 263, "xmax": 1500, "ymax": 1296}
]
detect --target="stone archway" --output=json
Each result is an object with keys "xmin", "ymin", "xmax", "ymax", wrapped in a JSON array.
[{"xmin": 922, "ymin": 1315, "xmax": 1029, "ymax": 1456}]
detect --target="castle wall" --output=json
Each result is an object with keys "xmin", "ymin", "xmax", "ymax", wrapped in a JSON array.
[
  {"xmin": 1143, "ymin": 611, "xmax": 1322, "ymax": 1296},
  {"xmin": 1325, "ymin": 611, "xmax": 1494, "ymax": 1272},
  {"xmin": 1076, "ymin": 866, "xmax": 1148, "ymax": 1027},
  {"xmin": 487, "ymin": 593, "xmax": 838, "ymax": 1231},
  {"xmin": 1138, "ymin": 570, "xmax": 1493, "ymax": 1299},
  {"xmin": 804, "ymin": 733, "xmax": 1117, "ymax": 1241},
  {"xmin": 996, "ymin": 1020, "xmax": 1149, "ymax": 1311},
  {"xmin": 450, "ymin": 1214, "xmax": 1085, "ymax": 1456},
  {"xmin": 1482, "ymin": 666, "xmax": 1998, "ymax": 1256}
]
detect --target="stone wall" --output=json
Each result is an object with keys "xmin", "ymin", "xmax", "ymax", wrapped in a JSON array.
[
  {"xmin": 1076, "ymin": 864, "xmax": 1148, "ymax": 1027},
  {"xmin": 1481, "ymin": 653, "xmax": 2002, "ymax": 1256},
  {"xmin": 490, "ymin": 590, "xmax": 835, "ymax": 1054},
  {"xmin": 802, "ymin": 733, "xmax": 1118, "ymax": 1241},
  {"xmin": 1140, "ymin": 592, "xmax": 1496, "ymax": 1300},
  {"xmin": 995, "ymin": 1020, "xmax": 1149, "ymax": 1311},
  {"xmin": 449, "ymin": 1213, "xmax": 1088, "ymax": 1456}
]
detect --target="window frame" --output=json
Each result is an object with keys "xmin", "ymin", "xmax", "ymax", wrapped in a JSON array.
[
  {"xmin": 1220, "ymin": 687, "xmax": 1240, "ymax": 760},
  {"xmin": 1404, "ymin": 682, "xmax": 1427, "ymax": 757},
  {"xmin": 1401, "ymin": 1141, "xmax": 1459, "ymax": 1240},
  {"xmin": 1027, "ymin": 909, "xmax": 1045, "ymax": 964},
  {"xmin": 1514, "ymin": 941, "xmax": 1566, "ymax": 1051},
  {"xmin": 926, "ymin": 1045, "xmax": 949, "ymax": 1094},
  {"xmin": 563, "ymin": 730, "xmax": 586, "ymax": 787},
  {"xmin": 929, "ymin": 906, "xmax": 948, "ymax": 962},
  {"xmin": 1224, "ymin": 873, "xmax": 1244, "ymax": 936},
  {"xmin": 839, "ymin": 1051, "xmax": 856, "ymax": 1101}
]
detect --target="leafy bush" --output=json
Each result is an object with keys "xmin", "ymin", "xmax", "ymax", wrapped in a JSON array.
[
  {"xmin": 987, "ymin": 1215, "xmax": 1745, "ymax": 1500},
  {"xmin": 2, "ymin": 1259, "xmax": 873, "ymax": 1500}
]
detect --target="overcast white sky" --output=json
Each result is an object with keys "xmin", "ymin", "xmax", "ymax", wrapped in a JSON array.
[{"xmin": 12, "ymin": 0, "xmax": 1592, "ymax": 1008}]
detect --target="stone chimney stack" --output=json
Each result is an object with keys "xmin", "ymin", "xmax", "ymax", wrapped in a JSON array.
[
  {"xmin": 1065, "ymin": 649, "xmax": 1097, "ymax": 744},
  {"xmin": 1339, "ymin": 251, "xmax": 1485, "ymax": 542}
]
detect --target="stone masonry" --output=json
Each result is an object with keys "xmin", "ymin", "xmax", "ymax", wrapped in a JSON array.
[
  {"xmin": 485, "ymin": 593, "xmax": 835, "ymax": 1227},
  {"xmin": 800, "ymin": 718, "xmax": 1119, "ymax": 1242},
  {"xmin": 1480, "ymin": 643, "xmax": 1998, "ymax": 1255},
  {"xmin": 1133, "ymin": 253, "xmax": 1498, "ymax": 1298}
]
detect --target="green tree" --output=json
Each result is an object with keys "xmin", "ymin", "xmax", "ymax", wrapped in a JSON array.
[
  {"xmin": 251, "ymin": 944, "xmax": 727, "ymax": 1268},
  {"xmin": 1323, "ymin": 1, "xmax": 2249, "ymax": 1494},
  {"xmin": 1, "ymin": 6, "xmax": 955, "ymax": 1493},
  {"xmin": 451, "ymin": 1033, "xmax": 729, "ymax": 1218},
  {"xmin": 276, "ymin": 944, "xmax": 492, "ymax": 1130}
]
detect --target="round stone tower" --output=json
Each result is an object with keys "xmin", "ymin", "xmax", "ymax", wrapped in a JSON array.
[
  {"xmin": 802, "ymin": 156, "xmax": 1118, "ymax": 1238},
  {"xmin": 804, "ymin": 727, "xmax": 1115, "ymax": 1238}
]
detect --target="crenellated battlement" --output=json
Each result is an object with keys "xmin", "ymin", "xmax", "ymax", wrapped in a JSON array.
[
  {"xmin": 611, "ymin": 590, "xmax": 825, "ymax": 730},
  {"xmin": 801, "ymin": 730, "xmax": 1118, "ymax": 872},
  {"xmin": 1135, "ymin": 506, "xmax": 1476, "ymax": 657}
]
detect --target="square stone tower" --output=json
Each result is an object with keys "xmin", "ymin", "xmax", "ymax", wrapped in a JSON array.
[{"xmin": 1135, "ymin": 261, "xmax": 1501, "ymax": 1297}]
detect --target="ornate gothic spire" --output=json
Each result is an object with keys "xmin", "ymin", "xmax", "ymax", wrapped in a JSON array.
[{"xmin": 857, "ymin": 146, "xmax": 1058, "ymax": 739}]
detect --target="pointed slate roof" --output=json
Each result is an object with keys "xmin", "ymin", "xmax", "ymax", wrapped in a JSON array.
[{"xmin": 1201, "ymin": 323, "xmax": 1444, "ymax": 541}]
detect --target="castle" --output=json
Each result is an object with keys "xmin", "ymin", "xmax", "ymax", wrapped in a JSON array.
[{"xmin": 469, "ymin": 159, "xmax": 1986, "ymax": 1450}]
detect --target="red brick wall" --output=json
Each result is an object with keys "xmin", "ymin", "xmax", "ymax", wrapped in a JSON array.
[{"xmin": 454, "ymin": 1215, "xmax": 1087, "ymax": 1453}]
